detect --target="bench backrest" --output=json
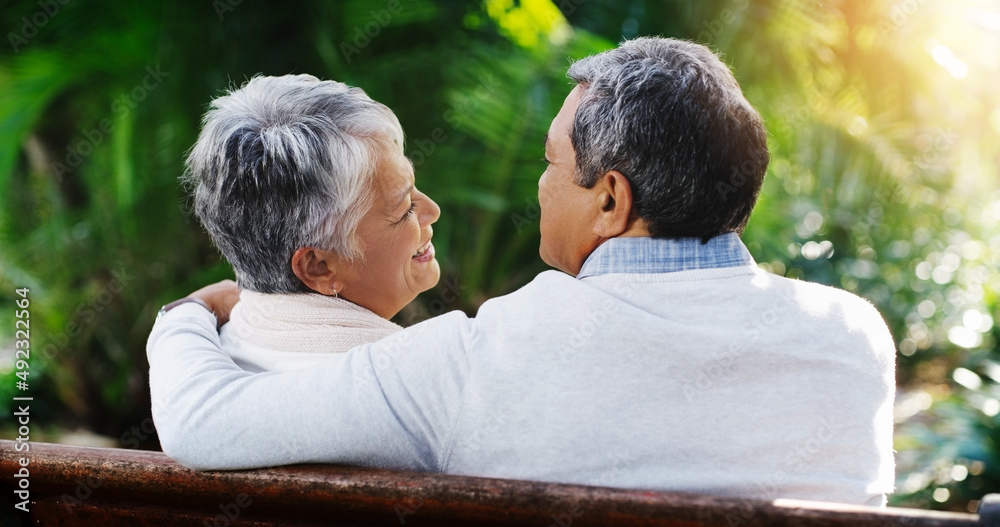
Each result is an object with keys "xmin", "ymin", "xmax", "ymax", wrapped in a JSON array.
[{"xmin": 1, "ymin": 440, "xmax": 994, "ymax": 526}]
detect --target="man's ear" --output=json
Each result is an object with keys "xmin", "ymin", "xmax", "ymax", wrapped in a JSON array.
[
  {"xmin": 592, "ymin": 170, "xmax": 647, "ymax": 238},
  {"xmin": 290, "ymin": 247, "xmax": 342, "ymax": 296}
]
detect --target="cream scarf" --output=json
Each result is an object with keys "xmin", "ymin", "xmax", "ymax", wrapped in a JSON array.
[{"xmin": 225, "ymin": 290, "xmax": 402, "ymax": 354}]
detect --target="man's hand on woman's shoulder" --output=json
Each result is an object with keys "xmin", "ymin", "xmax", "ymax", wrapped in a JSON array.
[{"xmin": 188, "ymin": 279, "xmax": 240, "ymax": 326}]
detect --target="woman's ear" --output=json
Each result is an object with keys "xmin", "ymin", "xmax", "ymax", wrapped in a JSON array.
[{"xmin": 290, "ymin": 247, "xmax": 341, "ymax": 296}]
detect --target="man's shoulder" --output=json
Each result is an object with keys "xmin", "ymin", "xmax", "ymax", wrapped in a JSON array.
[
  {"xmin": 471, "ymin": 270, "xmax": 602, "ymax": 324},
  {"xmin": 391, "ymin": 271, "xmax": 582, "ymax": 338},
  {"xmin": 479, "ymin": 270, "xmax": 584, "ymax": 306},
  {"xmin": 765, "ymin": 270, "xmax": 879, "ymax": 308},
  {"xmin": 758, "ymin": 270, "xmax": 891, "ymax": 336}
]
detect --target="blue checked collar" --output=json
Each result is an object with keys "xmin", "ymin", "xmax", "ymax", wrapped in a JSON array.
[{"xmin": 576, "ymin": 233, "xmax": 755, "ymax": 278}]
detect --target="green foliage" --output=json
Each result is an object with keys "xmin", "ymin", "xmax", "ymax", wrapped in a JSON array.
[{"xmin": 0, "ymin": 0, "xmax": 998, "ymax": 512}]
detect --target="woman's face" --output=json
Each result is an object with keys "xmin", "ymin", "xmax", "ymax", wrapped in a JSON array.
[{"xmin": 337, "ymin": 151, "xmax": 441, "ymax": 319}]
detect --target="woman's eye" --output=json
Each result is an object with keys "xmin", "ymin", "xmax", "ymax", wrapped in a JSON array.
[{"xmin": 403, "ymin": 202, "xmax": 416, "ymax": 218}]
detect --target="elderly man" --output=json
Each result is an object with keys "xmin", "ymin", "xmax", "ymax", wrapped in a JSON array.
[{"xmin": 148, "ymin": 37, "xmax": 895, "ymax": 506}]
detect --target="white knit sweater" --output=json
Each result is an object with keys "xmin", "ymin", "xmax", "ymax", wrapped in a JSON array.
[{"xmin": 219, "ymin": 290, "xmax": 401, "ymax": 372}]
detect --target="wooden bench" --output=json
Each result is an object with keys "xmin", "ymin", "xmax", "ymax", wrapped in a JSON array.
[{"xmin": 1, "ymin": 440, "xmax": 995, "ymax": 526}]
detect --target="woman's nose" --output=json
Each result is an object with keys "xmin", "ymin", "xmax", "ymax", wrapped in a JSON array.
[{"xmin": 420, "ymin": 191, "xmax": 441, "ymax": 226}]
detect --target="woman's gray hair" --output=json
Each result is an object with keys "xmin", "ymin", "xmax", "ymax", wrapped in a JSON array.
[
  {"xmin": 184, "ymin": 74, "xmax": 404, "ymax": 293},
  {"xmin": 567, "ymin": 37, "xmax": 769, "ymax": 240}
]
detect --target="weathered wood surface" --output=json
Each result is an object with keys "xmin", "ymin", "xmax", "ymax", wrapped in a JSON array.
[{"xmin": 1, "ymin": 440, "xmax": 994, "ymax": 526}]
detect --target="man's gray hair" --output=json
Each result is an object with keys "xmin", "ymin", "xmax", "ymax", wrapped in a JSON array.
[
  {"xmin": 184, "ymin": 74, "xmax": 404, "ymax": 293},
  {"xmin": 567, "ymin": 37, "xmax": 769, "ymax": 239}
]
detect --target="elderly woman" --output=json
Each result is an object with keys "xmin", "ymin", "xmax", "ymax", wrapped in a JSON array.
[{"xmin": 181, "ymin": 74, "xmax": 440, "ymax": 372}]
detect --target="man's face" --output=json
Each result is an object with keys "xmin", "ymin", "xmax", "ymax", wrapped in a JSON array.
[{"xmin": 538, "ymin": 86, "xmax": 603, "ymax": 276}]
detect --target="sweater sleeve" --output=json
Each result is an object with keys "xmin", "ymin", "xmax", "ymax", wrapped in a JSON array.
[{"xmin": 147, "ymin": 302, "xmax": 472, "ymax": 471}]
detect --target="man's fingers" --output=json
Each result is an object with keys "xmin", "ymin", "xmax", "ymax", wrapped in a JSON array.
[{"xmin": 189, "ymin": 280, "xmax": 241, "ymax": 326}]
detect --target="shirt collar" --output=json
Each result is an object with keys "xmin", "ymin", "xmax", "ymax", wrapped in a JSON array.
[{"xmin": 576, "ymin": 232, "xmax": 756, "ymax": 278}]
